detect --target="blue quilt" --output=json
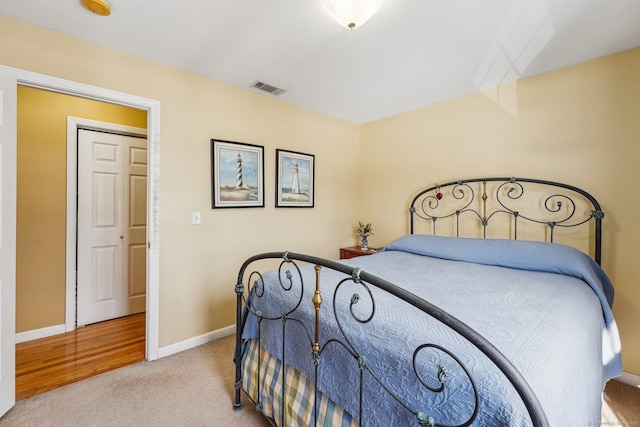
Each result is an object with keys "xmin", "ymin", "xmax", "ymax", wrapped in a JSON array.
[{"xmin": 243, "ymin": 235, "xmax": 622, "ymax": 426}]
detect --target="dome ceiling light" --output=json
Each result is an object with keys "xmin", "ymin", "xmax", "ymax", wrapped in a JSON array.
[{"xmin": 322, "ymin": 0, "xmax": 383, "ymax": 30}]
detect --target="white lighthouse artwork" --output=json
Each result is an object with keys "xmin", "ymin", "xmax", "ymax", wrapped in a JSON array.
[{"xmin": 276, "ymin": 149, "xmax": 314, "ymax": 208}]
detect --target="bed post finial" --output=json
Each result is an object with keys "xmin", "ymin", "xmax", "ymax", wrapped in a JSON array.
[{"xmin": 312, "ymin": 265, "xmax": 323, "ymax": 354}]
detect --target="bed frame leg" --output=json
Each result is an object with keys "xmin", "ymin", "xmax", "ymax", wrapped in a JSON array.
[
  {"xmin": 233, "ymin": 379, "xmax": 243, "ymax": 410},
  {"xmin": 234, "ymin": 280, "xmax": 245, "ymax": 410}
]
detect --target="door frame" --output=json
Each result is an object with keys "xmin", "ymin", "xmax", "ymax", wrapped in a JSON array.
[
  {"xmin": 3, "ymin": 65, "xmax": 160, "ymax": 361},
  {"xmin": 67, "ymin": 118, "xmax": 148, "ymax": 330},
  {"xmin": 1, "ymin": 66, "xmax": 18, "ymax": 417}
]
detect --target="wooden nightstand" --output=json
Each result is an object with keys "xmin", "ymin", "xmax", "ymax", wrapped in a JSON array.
[{"xmin": 339, "ymin": 246, "xmax": 379, "ymax": 259}]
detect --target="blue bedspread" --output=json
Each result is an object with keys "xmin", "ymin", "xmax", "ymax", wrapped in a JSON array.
[
  {"xmin": 384, "ymin": 234, "xmax": 621, "ymax": 382},
  {"xmin": 243, "ymin": 235, "xmax": 622, "ymax": 426}
]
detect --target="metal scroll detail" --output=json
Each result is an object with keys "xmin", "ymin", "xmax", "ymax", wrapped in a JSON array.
[
  {"xmin": 233, "ymin": 251, "xmax": 548, "ymax": 427},
  {"xmin": 415, "ymin": 181, "xmax": 476, "ymax": 234},
  {"xmin": 409, "ymin": 177, "xmax": 604, "ymax": 265}
]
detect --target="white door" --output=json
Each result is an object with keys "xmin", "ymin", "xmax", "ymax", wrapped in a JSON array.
[
  {"xmin": 124, "ymin": 135, "xmax": 147, "ymax": 314},
  {"xmin": 0, "ymin": 70, "xmax": 17, "ymax": 416},
  {"xmin": 77, "ymin": 129, "xmax": 147, "ymax": 326}
]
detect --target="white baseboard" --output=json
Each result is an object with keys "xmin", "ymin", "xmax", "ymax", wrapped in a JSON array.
[
  {"xmin": 16, "ymin": 324, "xmax": 67, "ymax": 344},
  {"xmin": 157, "ymin": 324, "xmax": 236, "ymax": 359},
  {"xmin": 615, "ymin": 371, "xmax": 640, "ymax": 388}
]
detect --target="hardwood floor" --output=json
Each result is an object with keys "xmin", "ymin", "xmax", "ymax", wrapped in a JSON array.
[{"xmin": 15, "ymin": 313, "xmax": 145, "ymax": 400}]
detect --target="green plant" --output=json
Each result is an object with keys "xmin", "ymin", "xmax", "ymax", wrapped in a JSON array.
[{"xmin": 356, "ymin": 221, "xmax": 373, "ymax": 238}]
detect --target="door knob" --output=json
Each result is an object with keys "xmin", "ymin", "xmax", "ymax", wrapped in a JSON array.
[{"xmin": 120, "ymin": 235, "xmax": 124, "ymax": 239}]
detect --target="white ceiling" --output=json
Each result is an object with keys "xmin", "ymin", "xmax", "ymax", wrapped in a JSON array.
[{"xmin": 2, "ymin": 0, "xmax": 640, "ymax": 124}]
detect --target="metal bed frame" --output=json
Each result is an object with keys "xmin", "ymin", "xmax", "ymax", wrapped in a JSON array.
[
  {"xmin": 409, "ymin": 177, "xmax": 603, "ymax": 265},
  {"xmin": 233, "ymin": 177, "xmax": 604, "ymax": 426}
]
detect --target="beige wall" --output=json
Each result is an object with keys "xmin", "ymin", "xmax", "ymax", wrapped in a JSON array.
[
  {"xmin": 359, "ymin": 47, "xmax": 640, "ymax": 376},
  {"xmin": 1, "ymin": 15, "xmax": 360, "ymax": 346},
  {"xmin": 16, "ymin": 86, "xmax": 147, "ymax": 332}
]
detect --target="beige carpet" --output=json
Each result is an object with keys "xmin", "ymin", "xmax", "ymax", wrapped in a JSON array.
[
  {"xmin": 602, "ymin": 378, "xmax": 640, "ymax": 424},
  {"xmin": 1, "ymin": 334, "xmax": 637, "ymax": 426},
  {"xmin": 1, "ymin": 335, "xmax": 269, "ymax": 427}
]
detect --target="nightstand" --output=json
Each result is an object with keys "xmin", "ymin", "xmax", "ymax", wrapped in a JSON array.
[{"xmin": 339, "ymin": 246, "xmax": 379, "ymax": 259}]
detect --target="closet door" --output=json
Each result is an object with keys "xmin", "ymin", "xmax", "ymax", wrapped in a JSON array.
[
  {"xmin": 123, "ymin": 135, "xmax": 147, "ymax": 315},
  {"xmin": 77, "ymin": 129, "xmax": 125, "ymax": 326},
  {"xmin": 77, "ymin": 129, "xmax": 147, "ymax": 326}
]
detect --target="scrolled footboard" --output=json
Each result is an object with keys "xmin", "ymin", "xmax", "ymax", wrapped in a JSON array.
[{"xmin": 233, "ymin": 251, "xmax": 550, "ymax": 427}]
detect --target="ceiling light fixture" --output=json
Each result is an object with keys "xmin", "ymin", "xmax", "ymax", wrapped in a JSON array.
[
  {"xmin": 322, "ymin": 0, "xmax": 383, "ymax": 30},
  {"xmin": 81, "ymin": 0, "xmax": 111, "ymax": 16}
]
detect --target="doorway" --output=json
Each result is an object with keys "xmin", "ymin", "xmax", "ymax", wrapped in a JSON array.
[
  {"xmin": 14, "ymin": 89, "xmax": 150, "ymax": 393},
  {"xmin": 1, "ymin": 66, "xmax": 161, "ymax": 416}
]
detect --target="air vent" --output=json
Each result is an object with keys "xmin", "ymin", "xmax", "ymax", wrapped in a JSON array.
[{"xmin": 251, "ymin": 81, "xmax": 286, "ymax": 96}]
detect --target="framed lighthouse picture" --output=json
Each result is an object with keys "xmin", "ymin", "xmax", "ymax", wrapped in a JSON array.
[
  {"xmin": 211, "ymin": 139, "xmax": 264, "ymax": 208},
  {"xmin": 276, "ymin": 149, "xmax": 315, "ymax": 208}
]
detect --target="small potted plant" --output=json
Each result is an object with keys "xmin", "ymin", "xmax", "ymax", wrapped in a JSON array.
[{"xmin": 356, "ymin": 222, "xmax": 373, "ymax": 251}]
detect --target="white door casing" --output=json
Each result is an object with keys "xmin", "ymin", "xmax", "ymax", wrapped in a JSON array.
[
  {"xmin": 77, "ymin": 129, "xmax": 147, "ymax": 326},
  {"xmin": 0, "ymin": 68, "xmax": 17, "ymax": 417},
  {"xmin": 1, "ymin": 65, "xmax": 161, "ymax": 369}
]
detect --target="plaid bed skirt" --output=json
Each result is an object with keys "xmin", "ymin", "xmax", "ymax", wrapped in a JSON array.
[{"xmin": 242, "ymin": 338, "xmax": 358, "ymax": 427}]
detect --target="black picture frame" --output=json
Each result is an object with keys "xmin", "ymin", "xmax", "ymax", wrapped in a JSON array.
[
  {"xmin": 211, "ymin": 139, "xmax": 264, "ymax": 208},
  {"xmin": 275, "ymin": 149, "xmax": 315, "ymax": 208}
]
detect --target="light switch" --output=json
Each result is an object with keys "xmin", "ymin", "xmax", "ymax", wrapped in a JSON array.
[{"xmin": 192, "ymin": 211, "xmax": 201, "ymax": 225}]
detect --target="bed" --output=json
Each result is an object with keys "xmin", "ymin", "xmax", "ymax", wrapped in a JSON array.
[{"xmin": 233, "ymin": 177, "xmax": 622, "ymax": 426}]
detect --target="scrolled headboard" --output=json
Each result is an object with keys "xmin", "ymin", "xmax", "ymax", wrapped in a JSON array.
[{"xmin": 409, "ymin": 177, "xmax": 604, "ymax": 265}]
